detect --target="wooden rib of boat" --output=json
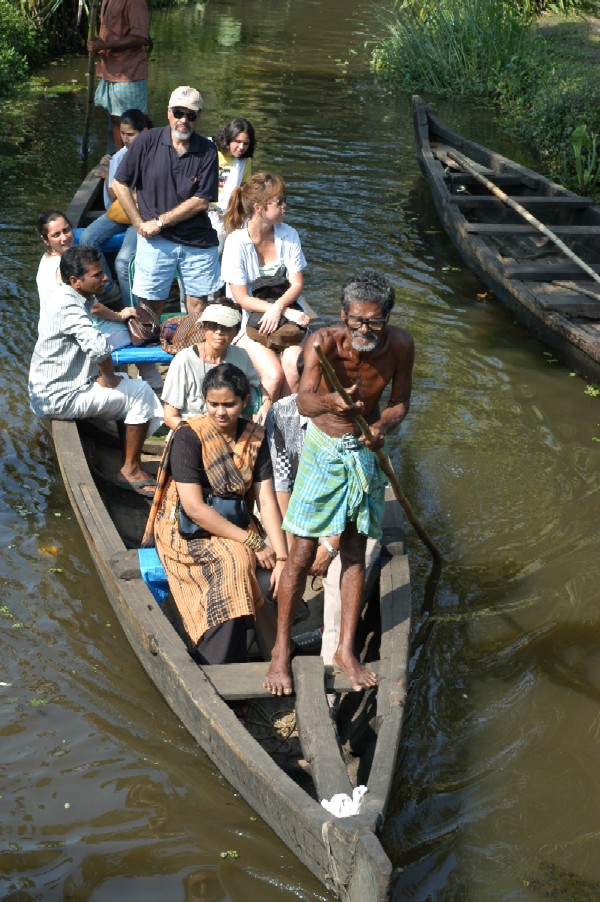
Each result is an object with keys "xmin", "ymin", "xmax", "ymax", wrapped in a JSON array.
[
  {"xmin": 50, "ymin": 169, "xmax": 413, "ymax": 901},
  {"xmin": 412, "ymin": 95, "xmax": 600, "ymax": 381}
]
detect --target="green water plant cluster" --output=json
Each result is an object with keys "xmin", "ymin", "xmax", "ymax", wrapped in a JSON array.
[
  {"xmin": 371, "ymin": 0, "xmax": 600, "ymax": 186},
  {"xmin": 562, "ymin": 124, "xmax": 600, "ymax": 191},
  {"xmin": 371, "ymin": 0, "xmax": 547, "ymax": 99}
]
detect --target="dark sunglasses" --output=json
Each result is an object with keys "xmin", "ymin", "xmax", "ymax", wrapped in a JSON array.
[
  {"xmin": 203, "ymin": 321, "xmax": 236, "ymax": 332},
  {"xmin": 171, "ymin": 107, "xmax": 198, "ymax": 122}
]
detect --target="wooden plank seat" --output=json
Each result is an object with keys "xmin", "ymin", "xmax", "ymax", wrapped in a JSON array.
[
  {"xmin": 447, "ymin": 173, "xmax": 526, "ymax": 189},
  {"xmin": 206, "ymin": 660, "xmax": 382, "ymax": 699},
  {"xmin": 465, "ymin": 223, "xmax": 600, "ymax": 235},
  {"xmin": 503, "ymin": 262, "xmax": 600, "ymax": 281},
  {"xmin": 449, "ymin": 195, "xmax": 593, "ymax": 207}
]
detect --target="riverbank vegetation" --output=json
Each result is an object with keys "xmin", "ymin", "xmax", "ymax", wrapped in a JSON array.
[{"xmin": 371, "ymin": 0, "xmax": 600, "ymax": 189}]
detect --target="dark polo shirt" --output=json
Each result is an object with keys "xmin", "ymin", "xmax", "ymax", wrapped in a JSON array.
[{"xmin": 115, "ymin": 126, "xmax": 219, "ymax": 248}]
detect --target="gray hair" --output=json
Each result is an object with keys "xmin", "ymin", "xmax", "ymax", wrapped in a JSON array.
[{"xmin": 340, "ymin": 268, "xmax": 395, "ymax": 316}]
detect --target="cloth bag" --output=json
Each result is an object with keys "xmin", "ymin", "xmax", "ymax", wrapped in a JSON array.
[
  {"xmin": 160, "ymin": 313, "xmax": 206, "ymax": 354},
  {"xmin": 245, "ymin": 265, "xmax": 307, "ymax": 351},
  {"xmin": 105, "ymin": 199, "xmax": 131, "ymax": 225}
]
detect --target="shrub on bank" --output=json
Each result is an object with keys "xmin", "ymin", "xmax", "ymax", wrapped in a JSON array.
[
  {"xmin": 0, "ymin": 0, "xmax": 47, "ymax": 97},
  {"xmin": 371, "ymin": 0, "xmax": 600, "ymax": 186},
  {"xmin": 371, "ymin": 0, "xmax": 546, "ymax": 97}
]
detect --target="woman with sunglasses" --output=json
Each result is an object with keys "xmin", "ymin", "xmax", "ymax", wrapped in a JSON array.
[
  {"xmin": 221, "ymin": 172, "xmax": 310, "ymax": 403},
  {"xmin": 161, "ymin": 303, "xmax": 269, "ymax": 430}
]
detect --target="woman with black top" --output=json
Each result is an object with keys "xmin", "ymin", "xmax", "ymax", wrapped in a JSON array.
[{"xmin": 143, "ymin": 363, "xmax": 287, "ymax": 664}]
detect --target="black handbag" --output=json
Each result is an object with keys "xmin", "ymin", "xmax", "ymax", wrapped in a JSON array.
[
  {"xmin": 178, "ymin": 494, "xmax": 250, "ymax": 540},
  {"xmin": 246, "ymin": 265, "xmax": 307, "ymax": 351}
]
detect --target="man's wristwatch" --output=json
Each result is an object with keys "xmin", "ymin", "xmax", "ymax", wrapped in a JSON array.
[
  {"xmin": 155, "ymin": 217, "xmax": 164, "ymax": 230},
  {"xmin": 321, "ymin": 539, "xmax": 339, "ymax": 559}
]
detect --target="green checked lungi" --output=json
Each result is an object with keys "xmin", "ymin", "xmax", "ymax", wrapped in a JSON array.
[{"xmin": 283, "ymin": 423, "xmax": 386, "ymax": 540}]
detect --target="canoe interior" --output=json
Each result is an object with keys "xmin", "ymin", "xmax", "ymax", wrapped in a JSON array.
[
  {"xmin": 412, "ymin": 95, "xmax": 600, "ymax": 380},
  {"xmin": 53, "ymin": 418, "xmax": 411, "ymax": 901}
]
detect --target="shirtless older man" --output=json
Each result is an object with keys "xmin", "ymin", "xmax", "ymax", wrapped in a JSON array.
[{"xmin": 263, "ymin": 268, "xmax": 415, "ymax": 696}]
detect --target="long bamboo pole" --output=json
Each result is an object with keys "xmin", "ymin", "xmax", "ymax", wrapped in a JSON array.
[
  {"xmin": 447, "ymin": 149, "xmax": 600, "ymax": 289},
  {"xmin": 82, "ymin": 0, "xmax": 100, "ymax": 158},
  {"xmin": 313, "ymin": 342, "xmax": 442, "ymax": 563}
]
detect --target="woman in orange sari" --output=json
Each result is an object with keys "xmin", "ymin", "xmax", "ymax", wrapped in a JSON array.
[{"xmin": 143, "ymin": 363, "xmax": 288, "ymax": 664}]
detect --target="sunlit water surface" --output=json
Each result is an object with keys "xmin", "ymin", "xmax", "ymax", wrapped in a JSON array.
[{"xmin": 1, "ymin": 1, "xmax": 599, "ymax": 899}]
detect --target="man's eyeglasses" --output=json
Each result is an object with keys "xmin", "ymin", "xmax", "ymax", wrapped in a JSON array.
[
  {"xmin": 171, "ymin": 108, "xmax": 198, "ymax": 122},
  {"xmin": 344, "ymin": 315, "xmax": 388, "ymax": 333},
  {"xmin": 267, "ymin": 196, "xmax": 287, "ymax": 207}
]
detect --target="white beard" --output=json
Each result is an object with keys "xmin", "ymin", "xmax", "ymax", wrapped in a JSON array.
[
  {"xmin": 171, "ymin": 126, "xmax": 192, "ymax": 141},
  {"xmin": 351, "ymin": 333, "xmax": 379, "ymax": 353}
]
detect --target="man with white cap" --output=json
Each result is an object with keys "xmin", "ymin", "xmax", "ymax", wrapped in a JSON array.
[{"xmin": 113, "ymin": 85, "xmax": 221, "ymax": 318}]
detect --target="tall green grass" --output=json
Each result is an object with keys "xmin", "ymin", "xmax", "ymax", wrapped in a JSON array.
[{"xmin": 371, "ymin": 0, "xmax": 546, "ymax": 99}]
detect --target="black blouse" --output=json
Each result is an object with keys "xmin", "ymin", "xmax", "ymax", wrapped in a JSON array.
[{"xmin": 170, "ymin": 419, "xmax": 272, "ymax": 490}]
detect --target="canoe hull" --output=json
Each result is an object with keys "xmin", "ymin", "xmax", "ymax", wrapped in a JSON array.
[{"xmin": 413, "ymin": 95, "xmax": 600, "ymax": 381}]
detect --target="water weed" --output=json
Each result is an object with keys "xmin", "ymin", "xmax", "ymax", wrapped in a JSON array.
[
  {"xmin": 371, "ymin": 0, "xmax": 546, "ymax": 98},
  {"xmin": 562, "ymin": 124, "xmax": 600, "ymax": 191}
]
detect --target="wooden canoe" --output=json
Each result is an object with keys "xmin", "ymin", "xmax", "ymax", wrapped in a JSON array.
[
  {"xmin": 50, "ymin": 169, "xmax": 412, "ymax": 901},
  {"xmin": 412, "ymin": 95, "xmax": 600, "ymax": 381}
]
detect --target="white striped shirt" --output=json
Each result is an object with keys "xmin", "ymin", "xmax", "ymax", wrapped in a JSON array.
[{"xmin": 28, "ymin": 283, "xmax": 112, "ymax": 418}]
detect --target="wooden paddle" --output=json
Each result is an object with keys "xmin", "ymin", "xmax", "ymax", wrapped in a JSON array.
[
  {"xmin": 82, "ymin": 0, "xmax": 100, "ymax": 158},
  {"xmin": 447, "ymin": 149, "xmax": 600, "ymax": 290},
  {"xmin": 313, "ymin": 342, "xmax": 441, "ymax": 562}
]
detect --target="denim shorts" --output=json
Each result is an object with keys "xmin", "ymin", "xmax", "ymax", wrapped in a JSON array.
[{"xmin": 133, "ymin": 235, "xmax": 222, "ymax": 300}]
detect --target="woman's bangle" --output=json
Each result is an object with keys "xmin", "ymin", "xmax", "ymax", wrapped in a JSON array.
[
  {"xmin": 276, "ymin": 556, "xmax": 288, "ymax": 562},
  {"xmin": 244, "ymin": 529, "xmax": 266, "ymax": 552},
  {"xmin": 321, "ymin": 539, "xmax": 338, "ymax": 559}
]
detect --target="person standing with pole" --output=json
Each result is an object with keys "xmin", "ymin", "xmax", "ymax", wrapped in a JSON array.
[
  {"xmin": 87, "ymin": 0, "xmax": 150, "ymax": 153},
  {"xmin": 264, "ymin": 268, "xmax": 416, "ymax": 696}
]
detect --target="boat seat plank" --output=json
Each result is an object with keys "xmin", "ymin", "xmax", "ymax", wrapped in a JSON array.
[
  {"xmin": 503, "ymin": 263, "xmax": 600, "ymax": 281},
  {"xmin": 533, "ymin": 295, "xmax": 600, "ymax": 317},
  {"xmin": 292, "ymin": 656, "xmax": 354, "ymax": 800},
  {"xmin": 205, "ymin": 660, "xmax": 381, "ymax": 700},
  {"xmin": 449, "ymin": 195, "xmax": 592, "ymax": 208},
  {"xmin": 465, "ymin": 223, "xmax": 600, "ymax": 235},
  {"xmin": 447, "ymin": 172, "xmax": 525, "ymax": 188}
]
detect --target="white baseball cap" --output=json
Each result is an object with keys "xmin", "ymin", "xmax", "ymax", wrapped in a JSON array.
[
  {"xmin": 200, "ymin": 304, "xmax": 242, "ymax": 328},
  {"xmin": 168, "ymin": 85, "xmax": 203, "ymax": 112}
]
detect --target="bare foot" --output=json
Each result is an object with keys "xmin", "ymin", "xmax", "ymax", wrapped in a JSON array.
[
  {"xmin": 333, "ymin": 649, "xmax": 377, "ymax": 691},
  {"xmin": 263, "ymin": 645, "xmax": 294, "ymax": 696}
]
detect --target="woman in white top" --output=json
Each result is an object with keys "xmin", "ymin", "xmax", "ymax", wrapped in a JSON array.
[
  {"xmin": 209, "ymin": 117, "xmax": 255, "ymax": 255},
  {"xmin": 220, "ymin": 172, "xmax": 310, "ymax": 401}
]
